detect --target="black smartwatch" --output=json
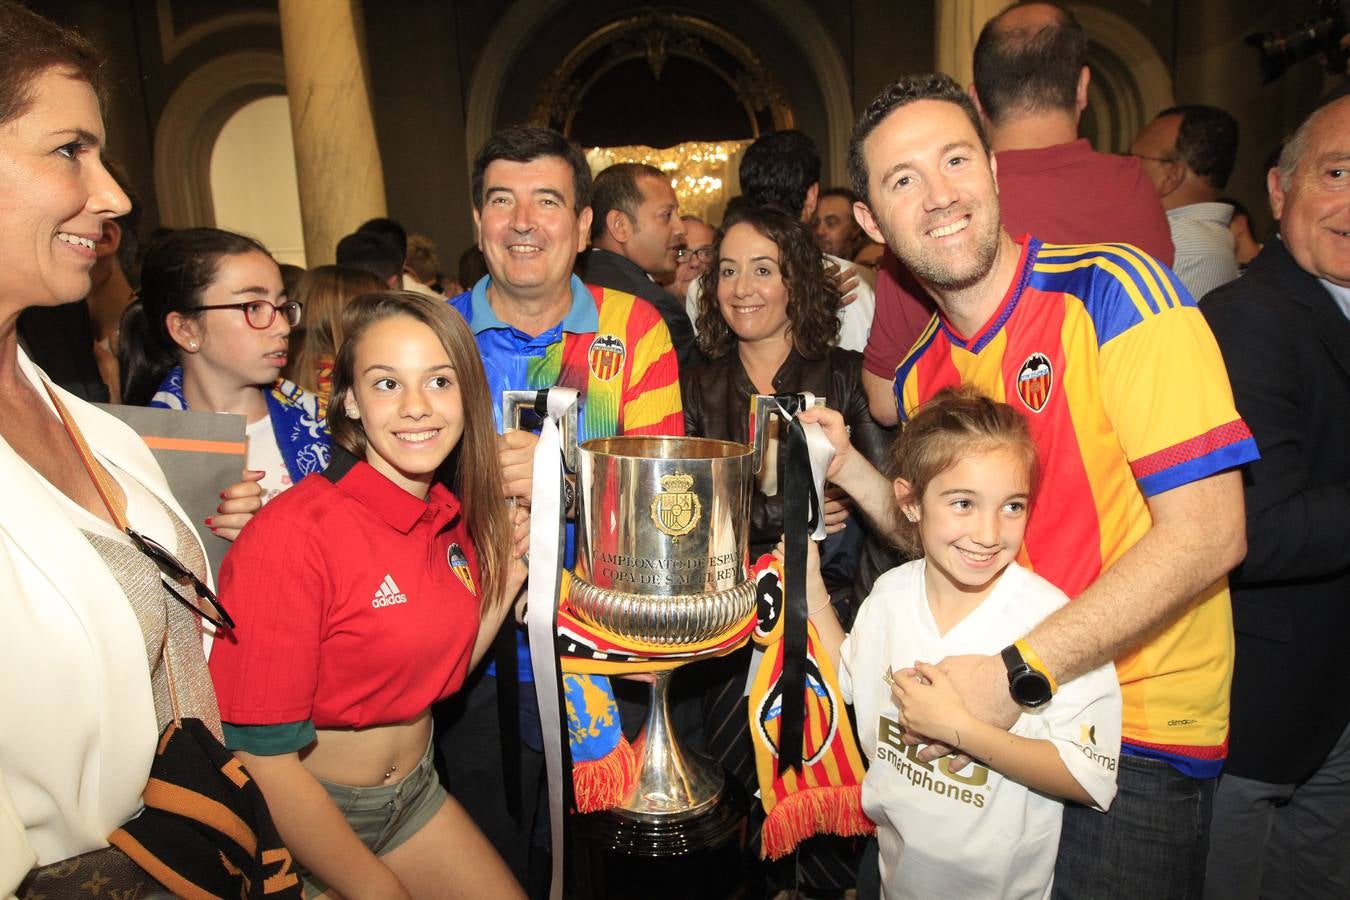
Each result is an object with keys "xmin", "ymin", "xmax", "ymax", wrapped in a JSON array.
[{"xmin": 1001, "ymin": 643, "xmax": 1053, "ymax": 708}]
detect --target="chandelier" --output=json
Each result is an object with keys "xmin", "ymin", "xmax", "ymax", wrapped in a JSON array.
[{"xmin": 586, "ymin": 139, "xmax": 752, "ymax": 223}]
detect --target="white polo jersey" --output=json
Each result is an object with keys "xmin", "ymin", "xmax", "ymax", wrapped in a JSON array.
[{"xmin": 840, "ymin": 560, "xmax": 1122, "ymax": 900}]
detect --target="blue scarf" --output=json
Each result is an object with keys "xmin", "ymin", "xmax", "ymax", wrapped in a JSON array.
[{"xmin": 150, "ymin": 367, "xmax": 331, "ymax": 484}]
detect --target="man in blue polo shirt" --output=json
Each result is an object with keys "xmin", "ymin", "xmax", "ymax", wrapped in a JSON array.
[{"xmin": 436, "ymin": 124, "xmax": 683, "ymax": 894}]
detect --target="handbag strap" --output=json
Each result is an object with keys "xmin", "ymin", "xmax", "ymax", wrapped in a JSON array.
[
  {"xmin": 41, "ymin": 380, "xmax": 130, "ymax": 530},
  {"xmin": 42, "ymin": 380, "xmax": 184, "ymax": 725}
]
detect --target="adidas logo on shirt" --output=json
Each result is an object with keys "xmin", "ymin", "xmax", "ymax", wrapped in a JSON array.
[{"xmin": 371, "ymin": 574, "xmax": 408, "ymax": 608}]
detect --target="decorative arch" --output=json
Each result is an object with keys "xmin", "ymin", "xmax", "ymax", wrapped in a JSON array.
[
  {"xmin": 530, "ymin": 11, "xmax": 794, "ymax": 141},
  {"xmin": 464, "ymin": 0, "xmax": 853, "ymax": 184},
  {"xmin": 154, "ymin": 50, "xmax": 286, "ymax": 227},
  {"xmin": 1070, "ymin": 4, "xmax": 1174, "ymax": 151}
]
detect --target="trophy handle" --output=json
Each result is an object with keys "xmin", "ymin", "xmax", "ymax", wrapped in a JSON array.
[
  {"xmin": 748, "ymin": 393, "xmax": 826, "ymax": 475},
  {"xmin": 502, "ymin": 388, "xmax": 579, "ymax": 472}
]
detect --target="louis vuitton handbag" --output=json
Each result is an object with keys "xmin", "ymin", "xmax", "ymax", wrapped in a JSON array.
[{"xmin": 20, "ymin": 714, "xmax": 302, "ymax": 899}]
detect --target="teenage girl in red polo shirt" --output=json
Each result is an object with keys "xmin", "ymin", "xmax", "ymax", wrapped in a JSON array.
[{"xmin": 208, "ymin": 292, "xmax": 526, "ymax": 899}]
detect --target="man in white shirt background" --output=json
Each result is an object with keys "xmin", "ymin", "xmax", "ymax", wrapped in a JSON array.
[{"xmin": 1131, "ymin": 105, "xmax": 1242, "ymax": 300}]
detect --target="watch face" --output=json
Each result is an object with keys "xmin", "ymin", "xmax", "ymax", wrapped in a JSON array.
[{"xmin": 1013, "ymin": 670, "xmax": 1053, "ymax": 707}]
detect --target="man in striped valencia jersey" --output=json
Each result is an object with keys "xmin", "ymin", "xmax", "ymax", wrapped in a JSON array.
[
  {"xmin": 803, "ymin": 73, "xmax": 1257, "ymax": 898},
  {"xmin": 439, "ymin": 124, "xmax": 684, "ymax": 891}
]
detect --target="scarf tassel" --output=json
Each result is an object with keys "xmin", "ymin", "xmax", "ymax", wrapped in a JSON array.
[
  {"xmin": 761, "ymin": 783, "xmax": 874, "ymax": 860},
  {"xmin": 571, "ymin": 736, "xmax": 637, "ymax": 813}
]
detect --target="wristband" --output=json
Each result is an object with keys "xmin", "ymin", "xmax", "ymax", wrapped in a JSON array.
[{"xmin": 1014, "ymin": 638, "xmax": 1058, "ymax": 695}]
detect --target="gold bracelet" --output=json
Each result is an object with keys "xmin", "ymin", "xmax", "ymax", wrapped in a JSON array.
[{"xmin": 808, "ymin": 597, "xmax": 832, "ymax": 616}]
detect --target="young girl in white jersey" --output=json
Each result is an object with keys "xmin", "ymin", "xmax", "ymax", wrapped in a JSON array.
[{"xmin": 804, "ymin": 386, "xmax": 1122, "ymax": 900}]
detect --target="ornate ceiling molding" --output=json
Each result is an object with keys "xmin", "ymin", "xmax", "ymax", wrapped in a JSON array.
[{"xmin": 155, "ymin": 1, "xmax": 279, "ymax": 63}]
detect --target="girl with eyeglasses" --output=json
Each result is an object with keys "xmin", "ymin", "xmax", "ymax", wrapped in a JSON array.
[{"xmin": 121, "ymin": 227, "xmax": 331, "ymax": 521}]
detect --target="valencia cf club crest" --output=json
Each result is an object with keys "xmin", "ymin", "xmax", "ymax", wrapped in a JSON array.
[
  {"xmin": 587, "ymin": 334, "xmax": 626, "ymax": 382},
  {"xmin": 753, "ymin": 565, "xmax": 784, "ymax": 639},
  {"xmin": 447, "ymin": 543, "xmax": 476, "ymax": 595},
  {"xmin": 1016, "ymin": 352, "xmax": 1053, "ymax": 413},
  {"xmin": 753, "ymin": 655, "xmax": 838, "ymax": 765}
]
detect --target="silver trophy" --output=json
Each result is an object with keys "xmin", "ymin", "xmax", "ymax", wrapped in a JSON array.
[
  {"xmin": 572, "ymin": 433, "xmax": 757, "ymax": 821},
  {"xmin": 504, "ymin": 390, "xmax": 822, "ymax": 830}
]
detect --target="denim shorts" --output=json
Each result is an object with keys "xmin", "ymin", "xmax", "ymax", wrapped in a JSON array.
[{"xmin": 300, "ymin": 737, "xmax": 446, "ymax": 897}]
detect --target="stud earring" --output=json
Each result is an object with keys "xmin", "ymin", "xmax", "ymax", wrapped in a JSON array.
[
  {"xmin": 187, "ymin": 341, "xmax": 198, "ymax": 351},
  {"xmin": 345, "ymin": 407, "xmax": 360, "ymax": 420}
]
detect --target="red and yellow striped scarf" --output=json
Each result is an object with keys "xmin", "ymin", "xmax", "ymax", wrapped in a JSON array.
[
  {"xmin": 555, "ymin": 557, "xmax": 871, "ymax": 856},
  {"xmin": 746, "ymin": 556, "xmax": 872, "ymax": 858}
]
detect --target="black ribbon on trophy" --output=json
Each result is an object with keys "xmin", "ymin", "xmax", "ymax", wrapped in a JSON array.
[{"xmin": 770, "ymin": 392, "xmax": 829, "ymax": 774}]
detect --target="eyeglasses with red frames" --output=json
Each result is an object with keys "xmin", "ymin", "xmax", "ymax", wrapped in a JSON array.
[{"xmin": 197, "ymin": 299, "xmax": 303, "ymax": 329}]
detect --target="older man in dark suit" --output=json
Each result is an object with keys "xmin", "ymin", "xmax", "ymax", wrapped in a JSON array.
[{"xmin": 1201, "ymin": 92, "xmax": 1350, "ymax": 900}]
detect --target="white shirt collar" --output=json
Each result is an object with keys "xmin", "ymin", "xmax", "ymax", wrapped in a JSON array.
[
  {"xmin": 1166, "ymin": 201, "xmax": 1234, "ymax": 226},
  {"xmin": 1319, "ymin": 276, "xmax": 1350, "ymax": 322}
]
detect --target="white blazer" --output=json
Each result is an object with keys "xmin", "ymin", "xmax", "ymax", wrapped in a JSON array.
[{"xmin": 1, "ymin": 349, "xmax": 204, "ymax": 894}]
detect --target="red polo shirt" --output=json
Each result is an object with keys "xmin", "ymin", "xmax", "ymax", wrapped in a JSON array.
[{"xmin": 209, "ymin": 450, "xmax": 482, "ymax": 733}]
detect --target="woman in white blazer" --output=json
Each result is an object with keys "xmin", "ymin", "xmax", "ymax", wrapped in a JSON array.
[{"xmin": 0, "ymin": 3, "xmax": 258, "ymax": 892}]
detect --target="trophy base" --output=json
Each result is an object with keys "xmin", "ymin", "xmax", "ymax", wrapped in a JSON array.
[
  {"xmin": 569, "ymin": 771, "xmax": 750, "ymax": 898},
  {"xmin": 581, "ymin": 779, "xmax": 746, "ymax": 855}
]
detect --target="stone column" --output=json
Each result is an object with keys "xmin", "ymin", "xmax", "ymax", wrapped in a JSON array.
[
  {"xmin": 278, "ymin": 0, "xmax": 387, "ymax": 266},
  {"xmin": 934, "ymin": 0, "xmax": 1006, "ymax": 88}
]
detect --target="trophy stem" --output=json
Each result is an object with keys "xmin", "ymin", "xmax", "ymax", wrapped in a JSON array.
[{"xmin": 614, "ymin": 669, "xmax": 724, "ymax": 822}]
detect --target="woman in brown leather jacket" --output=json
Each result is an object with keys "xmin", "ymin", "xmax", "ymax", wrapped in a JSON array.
[
  {"xmin": 683, "ymin": 204, "xmax": 893, "ymax": 576},
  {"xmin": 681, "ymin": 205, "xmax": 897, "ymax": 889}
]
